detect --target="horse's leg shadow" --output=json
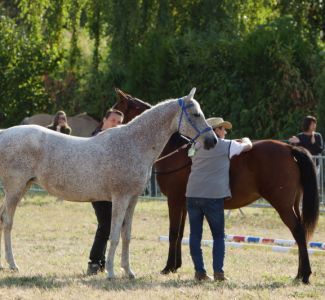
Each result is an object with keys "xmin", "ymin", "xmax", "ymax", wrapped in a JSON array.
[{"xmin": 120, "ymin": 196, "xmax": 138, "ymax": 279}]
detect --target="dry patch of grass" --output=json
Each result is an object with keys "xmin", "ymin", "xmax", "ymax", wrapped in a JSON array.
[{"xmin": 0, "ymin": 196, "xmax": 323, "ymax": 299}]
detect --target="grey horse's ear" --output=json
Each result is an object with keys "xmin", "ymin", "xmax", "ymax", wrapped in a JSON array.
[{"xmin": 186, "ymin": 87, "xmax": 196, "ymax": 101}]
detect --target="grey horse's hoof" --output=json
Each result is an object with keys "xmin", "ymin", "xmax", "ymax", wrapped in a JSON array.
[
  {"xmin": 121, "ymin": 267, "xmax": 135, "ymax": 279},
  {"xmin": 9, "ymin": 266, "xmax": 19, "ymax": 272}
]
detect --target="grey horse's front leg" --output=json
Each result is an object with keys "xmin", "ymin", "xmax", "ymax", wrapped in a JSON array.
[
  {"xmin": 106, "ymin": 196, "xmax": 130, "ymax": 279},
  {"xmin": 120, "ymin": 196, "xmax": 138, "ymax": 278},
  {"xmin": 2, "ymin": 194, "xmax": 22, "ymax": 271}
]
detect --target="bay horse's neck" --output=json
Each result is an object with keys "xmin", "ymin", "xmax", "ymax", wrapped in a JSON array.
[{"xmin": 125, "ymin": 99, "xmax": 179, "ymax": 163}]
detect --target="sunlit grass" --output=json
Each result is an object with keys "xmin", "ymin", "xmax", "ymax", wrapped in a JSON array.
[{"xmin": 0, "ymin": 195, "xmax": 323, "ymax": 299}]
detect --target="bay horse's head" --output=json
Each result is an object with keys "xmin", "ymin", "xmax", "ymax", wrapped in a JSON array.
[
  {"xmin": 113, "ymin": 88, "xmax": 151, "ymax": 123},
  {"xmin": 177, "ymin": 88, "xmax": 217, "ymax": 150}
]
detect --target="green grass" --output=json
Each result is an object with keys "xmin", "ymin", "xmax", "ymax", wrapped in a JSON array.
[{"xmin": 0, "ymin": 195, "xmax": 324, "ymax": 299}]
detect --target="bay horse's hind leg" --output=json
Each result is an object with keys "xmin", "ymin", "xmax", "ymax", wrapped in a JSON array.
[
  {"xmin": 120, "ymin": 196, "xmax": 138, "ymax": 278},
  {"xmin": 0, "ymin": 182, "xmax": 30, "ymax": 271},
  {"xmin": 292, "ymin": 198, "xmax": 309, "ymax": 281},
  {"xmin": 273, "ymin": 194, "xmax": 311, "ymax": 284},
  {"xmin": 161, "ymin": 194, "xmax": 186, "ymax": 274}
]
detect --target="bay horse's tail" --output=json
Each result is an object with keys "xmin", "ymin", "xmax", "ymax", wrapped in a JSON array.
[{"xmin": 291, "ymin": 146, "xmax": 319, "ymax": 239}]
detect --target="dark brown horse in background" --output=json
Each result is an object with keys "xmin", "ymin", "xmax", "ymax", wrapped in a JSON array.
[{"xmin": 113, "ymin": 88, "xmax": 319, "ymax": 283}]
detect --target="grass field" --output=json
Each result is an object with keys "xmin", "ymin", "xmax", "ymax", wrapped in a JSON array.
[{"xmin": 0, "ymin": 195, "xmax": 324, "ymax": 299}]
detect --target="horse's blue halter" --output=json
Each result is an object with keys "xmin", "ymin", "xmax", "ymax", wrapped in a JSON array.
[{"xmin": 177, "ymin": 98, "xmax": 213, "ymax": 143}]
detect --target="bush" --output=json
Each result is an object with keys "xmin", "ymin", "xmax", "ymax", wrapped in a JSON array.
[{"xmin": 0, "ymin": 16, "xmax": 59, "ymax": 127}]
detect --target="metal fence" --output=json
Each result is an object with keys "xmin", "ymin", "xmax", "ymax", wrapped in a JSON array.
[{"xmin": 1, "ymin": 156, "xmax": 325, "ymax": 208}]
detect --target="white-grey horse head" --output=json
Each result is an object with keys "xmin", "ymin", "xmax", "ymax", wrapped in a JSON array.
[{"xmin": 175, "ymin": 87, "xmax": 217, "ymax": 149}]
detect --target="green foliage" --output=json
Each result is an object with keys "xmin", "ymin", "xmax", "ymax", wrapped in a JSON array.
[
  {"xmin": 0, "ymin": 16, "xmax": 58, "ymax": 126},
  {"xmin": 315, "ymin": 52, "xmax": 325, "ymax": 134},
  {"xmin": 107, "ymin": 13, "xmax": 322, "ymax": 139},
  {"xmin": 0, "ymin": 0, "xmax": 324, "ymax": 139},
  {"xmin": 233, "ymin": 16, "xmax": 319, "ymax": 138}
]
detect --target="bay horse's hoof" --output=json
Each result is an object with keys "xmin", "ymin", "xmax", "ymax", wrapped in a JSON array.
[
  {"xmin": 294, "ymin": 274, "xmax": 310, "ymax": 284},
  {"xmin": 161, "ymin": 266, "xmax": 178, "ymax": 275},
  {"xmin": 160, "ymin": 268, "xmax": 171, "ymax": 275}
]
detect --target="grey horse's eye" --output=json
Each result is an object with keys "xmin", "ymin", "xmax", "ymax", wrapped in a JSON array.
[{"xmin": 192, "ymin": 113, "xmax": 200, "ymax": 118}]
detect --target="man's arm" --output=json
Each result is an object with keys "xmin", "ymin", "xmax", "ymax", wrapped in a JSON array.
[
  {"xmin": 240, "ymin": 137, "xmax": 253, "ymax": 152},
  {"xmin": 229, "ymin": 138, "xmax": 253, "ymax": 159}
]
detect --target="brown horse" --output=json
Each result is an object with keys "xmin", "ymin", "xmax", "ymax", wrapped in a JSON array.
[{"xmin": 113, "ymin": 88, "xmax": 319, "ymax": 284}]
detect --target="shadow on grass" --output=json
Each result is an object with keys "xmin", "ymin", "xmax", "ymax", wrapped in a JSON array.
[
  {"xmin": 80, "ymin": 274, "xmax": 295, "ymax": 292},
  {"xmin": 0, "ymin": 272, "xmax": 315, "ymax": 291},
  {"xmin": 0, "ymin": 275, "xmax": 64, "ymax": 289}
]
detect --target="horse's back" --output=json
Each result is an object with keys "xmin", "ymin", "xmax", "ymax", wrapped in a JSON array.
[{"xmin": 229, "ymin": 140, "xmax": 300, "ymax": 207}]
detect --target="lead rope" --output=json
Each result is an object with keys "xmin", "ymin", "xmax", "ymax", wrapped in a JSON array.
[{"xmin": 155, "ymin": 142, "xmax": 191, "ymax": 163}]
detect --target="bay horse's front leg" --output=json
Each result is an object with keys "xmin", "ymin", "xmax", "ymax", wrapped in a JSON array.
[
  {"xmin": 161, "ymin": 194, "xmax": 187, "ymax": 274},
  {"xmin": 120, "ymin": 196, "xmax": 138, "ymax": 278},
  {"xmin": 106, "ymin": 196, "xmax": 130, "ymax": 279}
]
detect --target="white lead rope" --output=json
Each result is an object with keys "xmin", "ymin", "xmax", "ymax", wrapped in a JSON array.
[{"xmin": 155, "ymin": 143, "xmax": 191, "ymax": 163}]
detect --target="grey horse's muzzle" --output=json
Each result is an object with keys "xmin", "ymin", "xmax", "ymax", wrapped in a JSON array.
[{"xmin": 203, "ymin": 135, "xmax": 218, "ymax": 150}]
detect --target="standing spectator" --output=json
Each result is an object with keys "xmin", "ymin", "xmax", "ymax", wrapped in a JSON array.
[
  {"xmin": 47, "ymin": 111, "xmax": 71, "ymax": 135},
  {"xmin": 87, "ymin": 108, "xmax": 124, "ymax": 275},
  {"xmin": 186, "ymin": 117, "xmax": 252, "ymax": 282},
  {"xmin": 288, "ymin": 116, "xmax": 323, "ymax": 156}
]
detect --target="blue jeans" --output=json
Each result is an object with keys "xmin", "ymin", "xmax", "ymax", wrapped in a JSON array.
[{"xmin": 186, "ymin": 197, "xmax": 225, "ymax": 273}]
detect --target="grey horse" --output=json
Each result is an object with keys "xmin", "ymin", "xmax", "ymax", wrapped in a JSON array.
[{"xmin": 0, "ymin": 88, "xmax": 217, "ymax": 278}]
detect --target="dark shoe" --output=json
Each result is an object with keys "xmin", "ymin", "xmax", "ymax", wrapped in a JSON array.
[
  {"xmin": 87, "ymin": 263, "xmax": 102, "ymax": 275},
  {"xmin": 214, "ymin": 272, "xmax": 229, "ymax": 281},
  {"xmin": 194, "ymin": 271, "xmax": 213, "ymax": 281}
]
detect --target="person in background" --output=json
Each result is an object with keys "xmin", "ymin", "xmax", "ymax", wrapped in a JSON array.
[
  {"xmin": 186, "ymin": 117, "xmax": 252, "ymax": 282},
  {"xmin": 47, "ymin": 111, "xmax": 71, "ymax": 135},
  {"xmin": 87, "ymin": 108, "xmax": 124, "ymax": 275},
  {"xmin": 288, "ymin": 115, "xmax": 323, "ymax": 156}
]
